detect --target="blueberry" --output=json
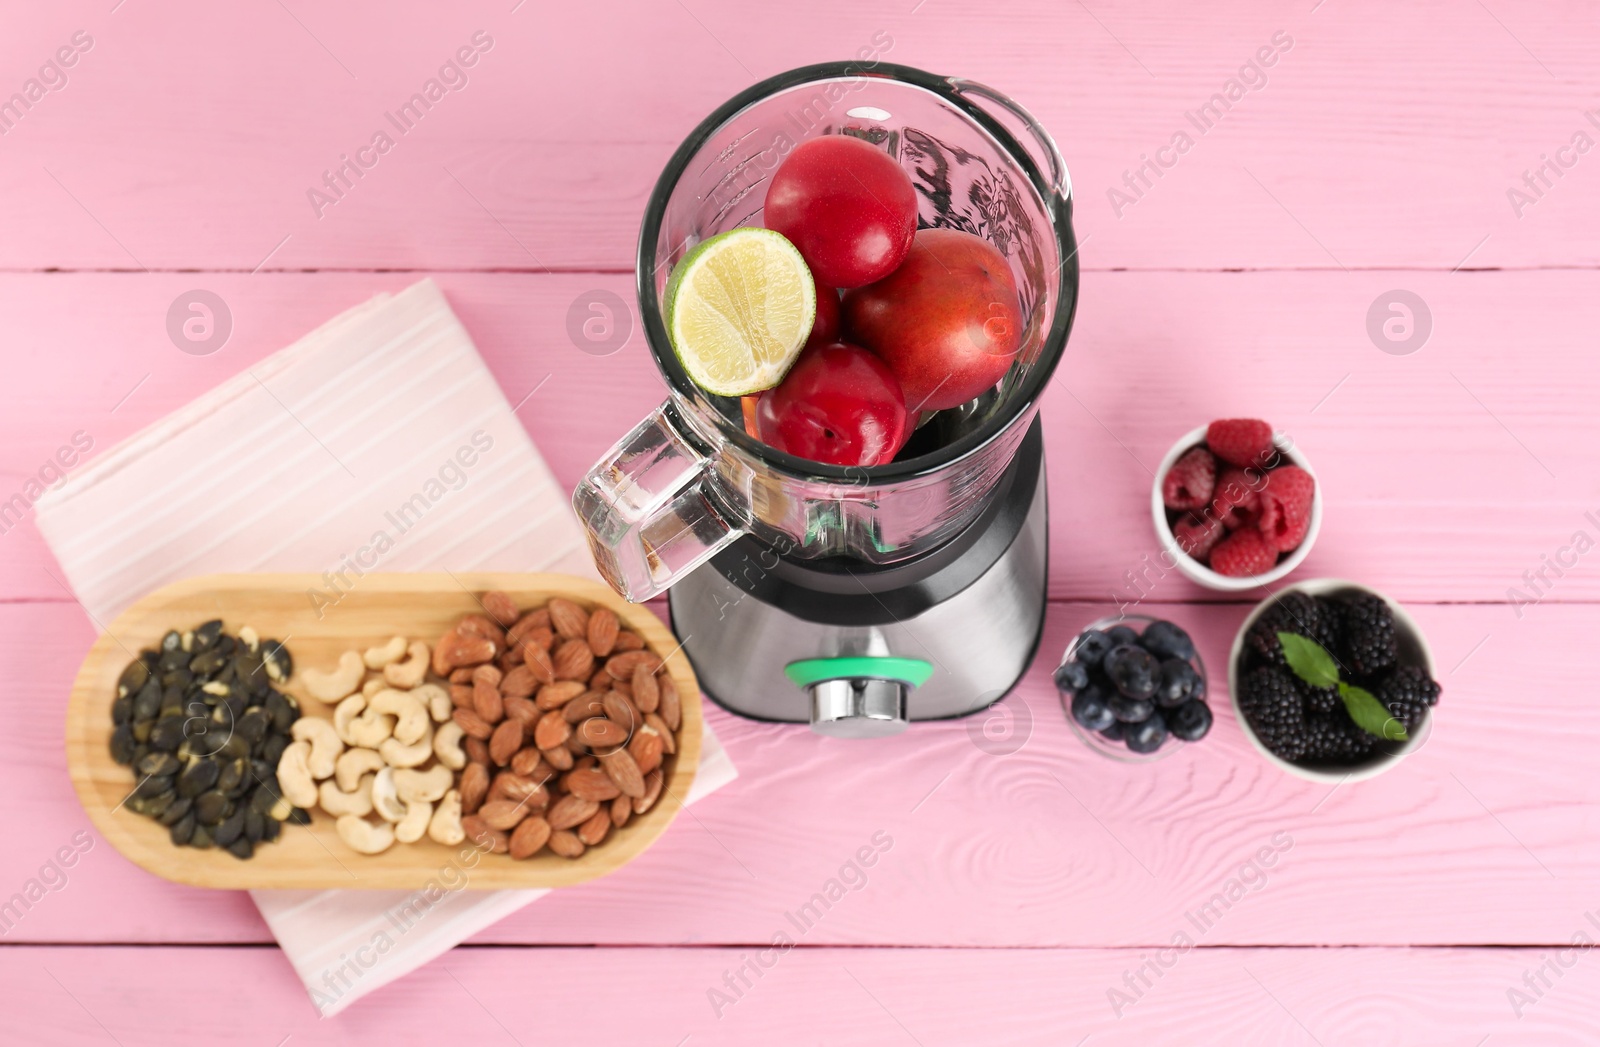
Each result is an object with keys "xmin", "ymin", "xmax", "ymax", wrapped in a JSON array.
[
  {"xmin": 1104, "ymin": 644, "xmax": 1160, "ymax": 701},
  {"xmin": 1108, "ymin": 692, "xmax": 1155, "ymax": 723},
  {"xmin": 1168, "ymin": 700, "xmax": 1213, "ymax": 742},
  {"xmin": 1139, "ymin": 620, "xmax": 1195, "ymax": 661},
  {"xmin": 1099, "ymin": 721, "xmax": 1125, "ymax": 741},
  {"xmin": 1053, "ymin": 660, "xmax": 1089, "ymax": 694},
  {"xmin": 1155, "ymin": 658, "xmax": 1202, "ymax": 708},
  {"xmin": 1107, "ymin": 624, "xmax": 1140, "ymax": 647},
  {"xmin": 1125, "ymin": 710, "xmax": 1168, "ymax": 753},
  {"xmin": 1074, "ymin": 629, "xmax": 1114, "ymax": 667},
  {"xmin": 1070, "ymin": 687, "xmax": 1116, "ymax": 731}
]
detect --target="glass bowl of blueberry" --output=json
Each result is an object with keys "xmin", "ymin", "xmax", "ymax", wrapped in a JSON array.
[{"xmin": 1055, "ymin": 615, "xmax": 1212, "ymax": 761}]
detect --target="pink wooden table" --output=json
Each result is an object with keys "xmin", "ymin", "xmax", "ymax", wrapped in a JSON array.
[{"xmin": 4, "ymin": 0, "xmax": 1598, "ymax": 1042}]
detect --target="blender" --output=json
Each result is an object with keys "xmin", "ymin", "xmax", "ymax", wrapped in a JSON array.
[{"xmin": 573, "ymin": 62, "xmax": 1078, "ymax": 737}]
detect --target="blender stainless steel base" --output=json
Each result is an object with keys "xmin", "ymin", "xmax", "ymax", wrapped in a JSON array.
[{"xmin": 669, "ymin": 418, "xmax": 1048, "ymax": 735}]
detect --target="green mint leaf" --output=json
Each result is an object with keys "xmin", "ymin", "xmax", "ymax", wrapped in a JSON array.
[
  {"xmin": 1278, "ymin": 632, "xmax": 1341, "ymax": 690},
  {"xmin": 1339, "ymin": 682, "xmax": 1409, "ymax": 741}
]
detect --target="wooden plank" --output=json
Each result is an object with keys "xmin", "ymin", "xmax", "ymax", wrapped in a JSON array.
[
  {"xmin": 6, "ymin": 599, "xmax": 1597, "ymax": 947},
  {"xmin": 0, "ymin": 0, "xmax": 1597, "ymax": 272},
  {"xmin": 1, "ymin": 270, "xmax": 1592, "ymax": 603},
  {"xmin": 4, "ymin": 944, "xmax": 1598, "ymax": 1042}
]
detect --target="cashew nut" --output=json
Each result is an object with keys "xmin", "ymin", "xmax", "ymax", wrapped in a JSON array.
[
  {"xmin": 333, "ymin": 694, "xmax": 366, "ymax": 744},
  {"xmin": 363, "ymin": 635, "xmax": 407, "ymax": 670},
  {"xmin": 345, "ymin": 706, "xmax": 396, "ymax": 749},
  {"xmin": 372, "ymin": 767, "xmax": 405, "ymax": 823},
  {"xmin": 319, "ymin": 773, "xmax": 374, "ymax": 817},
  {"xmin": 335, "ymin": 815, "xmax": 394, "ymax": 855},
  {"xmin": 335, "ymin": 747, "xmax": 386, "ymax": 792},
  {"xmin": 290, "ymin": 718, "xmax": 343, "ymax": 780},
  {"xmin": 303, "ymin": 650, "xmax": 365, "ymax": 703},
  {"xmin": 394, "ymin": 765, "xmax": 453, "ymax": 804},
  {"xmin": 432, "ymin": 721, "xmax": 467, "ymax": 770},
  {"xmin": 368, "ymin": 689, "xmax": 429, "ymax": 745},
  {"xmin": 379, "ymin": 730, "xmax": 432, "ymax": 768},
  {"xmin": 394, "ymin": 799, "xmax": 433, "ymax": 844},
  {"xmin": 362, "ymin": 676, "xmax": 386, "ymax": 698},
  {"xmin": 429, "ymin": 790, "xmax": 465, "ymax": 845},
  {"xmin": 382, "ymin": 641, "xmax": 431, "ymax": 689},
  {"xmin": 412, "ymin": 683, "xmax": 451, "ymax": 723},
  {"xmin": 276, "ymin": 741, "xmax": 319, "ymax": 809}
]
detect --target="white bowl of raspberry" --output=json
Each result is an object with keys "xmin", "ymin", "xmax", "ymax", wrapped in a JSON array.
[
  {"xmin": 1228, "ymin": 579, "xmax": 1438, "ymax": 783},
  {"xmin": 1151, "ymin": 421, "xmax": 1323, "ymax": 592}
]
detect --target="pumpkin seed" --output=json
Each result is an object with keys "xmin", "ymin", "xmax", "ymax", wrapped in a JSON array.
[
  {"xmin": 117, "ymin": 659, "xmax": 150, "ymax": 699},
  {"xmin": 189, "ymin": 825, "xmax": 215, "ymax": 849},
  {"xmin": 110, "ymin": 725, "xmax": 136, "ymax": 766},
  {"xmin": 136, "ymin": 752, "xmax": 181, "ymax": 777},
  {"xmin": 177, "ymin": 758, "xmax": 220, "ymax": 798},
  {"xmin": 168, "ymin": 811, "xmax": 196, "ymax": 845},
  {"xmin": 214, "ymin": 807, "xmax": 246, "ymax": 847},
  {"xmin": 158, "ymin": 796, "xmax": 193, "ymax": 827},
  {"xmin": 194, "ymin": 790, "xmax": 231, "ymax": 825}
]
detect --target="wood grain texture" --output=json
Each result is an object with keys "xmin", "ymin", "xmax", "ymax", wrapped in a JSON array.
[
  {"xmin": 5, "ymin": 944, "xmax": 1600, "ymax": 1043},
  {"xmin": 0, "ymin": 0, "xmax": 1597, "ymax": 271},
  {"xmin": 1, "ymin": 269, "xmax": 1594, "ymax": 604},
  {"xmin": 64, "ymin": 572, "xmax": 700, "ymax": 889},
  {"xmin": 9, "ymin": 598, "xmax": 1599, "ymax": 946}
]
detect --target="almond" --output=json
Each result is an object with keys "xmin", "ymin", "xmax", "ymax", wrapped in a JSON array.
[
  {"xmin": 464, "ymin": 736, "xmax": 491, "ymax": 766},
  {"xmin": 500, "ymin": 665, "xmax": 538, "ymax": 699},
  {"xmin": 453, "ymin": 708, "xmax": 494, "ymax": 741},
  {"xmin": 489, "ymin": 718, "xmax": 524, "ymax": 765},
  {"xmin": 586, "ymin": 607, "xmax": 621, "ymax": 657},
  {"xmin": 658, "ymin": 674, "xmax": 681, "ymax": 731},
  {"xmin": 509, "ymin": 816, "xmax": 552, "ymax": 859},
  {"xmin": 524, "ymin": 643, "xmax": 556, "ymax": 685},
  {"xmin": 473, "ymin": 678, "xmax": 504, "ymax": 723},
  {"xmin": 632, "ymin": 664, "xmax": 659, "ymax": 713},
  {"xmin": 450, "ymin": 683, "xmax": 473, "ymax": 709},
  {"xmin": 562, "ymin": 691, "xmax": 608, "ymax": 724},
  {"xmin": 553, "ymin": 638, "xmax": 595, "ymax": 681},
  {"xmin": 629, "ymin": 727, "xmax": 664, "ymax": 776},
  {"xmin": 472, "ymin": 663, "xmax": 503, "ymax": 689},
  {"xmin": 510, "ymin": 748, "xmax": 550, "ymax": 780},
  {"xmin": 504, "ymin": 695, "xmax": 540, "ymax": 728},
  {"xmin": 460, "ymin": 762, "xmax": 490, "ymax": 815},
  {"xmin": 534, "ymin": 708, "xmax": 571, "ymax": 750},
  {"xmin": 589, "ymin": 667, "xmax": 612, "ymax": 691},
  {"xmin": 536, "ymin": 680, "xmax": 586, "ymax": 710},
  {"xmin": 479, "ymin": 799, "xmax": 529, "ymax": 831},
  {"xmin": 439, "ymin": 632, "xmax": 497, "ymax": 674},
  {"xmin": 547, "ymin": 794, "xmax": 599, "ymax": 830},
  {"xmin": 601, "ymin": 748, "xmax": 646, "ymax": 799},
  {"xmin": 612, "ymin": 630, "xmax": 645, "ymax": 652},
  {"xmin": 603, "ymin": 691, "xmax": 640, "ymax": 731},
  {"xmin": 606, "ymin": 651, "xmax": 660, "ymax": 681},
  {"xmin": 579, "ymin": 718, "xmax": 628, "ymax": 750},
  {"xmin": 500, "ymin": 646, "xmax": 523, "ymax": 669},
  {"xmin": 610, "ymin": 794, "xmax": 633, "ymax": 828},
  {"xmin": 645, "ymin": 712, "xmax": 676, "ymax": 754},
  {"xmin": 450, "ymin": 667, "xmax": 475, "ymax": 684},
  {"xmin": 577, "ymin": 808, "xmax": 611, "ymax": 847},
  {"xmin": 458, "ymin": 613, "xmax": 507, "ymax": 646},
  {"xmin": 610, "ymin": 675, "xmax": 633, "ymax": 699},
  {"xmin": 548, "ymin": 597, "xmax": 589, "ymax": 640},
  {"xmin": 633, "ymin": 768, "xmax": 664, "ymax": 814},
  {"xmin": 433, "ymin": 628, "xmax": 462, "ymax": 676},
  {"xmin": 507, "ymin": 608, "xmax": 550, "ymax": 645},
  {"xmin": 541, "ymin": 745, "xmax": 574, "ymax": 771},
  {"xmin": 565, "ymin": 766, "xmax": 621, "ymax": 802},
  {"xmin": 462, "ymin": 814, "xmax": 508, "ymax": 853},
  {"xmin": 482, "ymin": 590, "xmax": 520, "ymax": 628},
  {"xmin": 522, "ymin": 626, "xmax": 555, "ymax": 653},
  {"xmin": 548, "ymin": 829, "xmax": 585, "ymax": 858},
  {"xmin": 489, "ymin": 771, "xmax": 547, "ymax": 806}
]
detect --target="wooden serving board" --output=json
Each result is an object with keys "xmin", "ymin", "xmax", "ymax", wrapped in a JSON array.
[{"xmin": 65, "ymin": 573, "xmax": 701, "ymax": 891}]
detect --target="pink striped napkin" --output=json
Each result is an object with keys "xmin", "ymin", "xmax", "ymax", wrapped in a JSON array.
[{"xmin": 34, "ymin": 279, "xmax": 736, "ymax": 1016}]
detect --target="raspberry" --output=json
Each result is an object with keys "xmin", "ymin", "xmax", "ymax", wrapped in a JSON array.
[
  {"xmin": 1162, "ymin": 446, "xmax": 1216, "ymax": 511},
  {"xmin": 1331, "ymin": 592, "xmax": 1398, "ymax": 677},
  {"xmin": 1257, "ymin": 466, "xmax": 1315, "ymax": 552},
  {"xmin": 1173, "ymin": 512, "xmax": 1224, "ymax": 562},
  {"xmin": 1373, "ymin": 665, "xmax": 1440, "ymax": 731},
  {"xmin": 1211, "ymin": 467, "xmax": 1262, "ymax": 531},
  {"xmin": 1206, "ymin": 418, "xmax": 1275, "ymax": 468},
  {"xmin": 1209, "ymin": 527, "xmax": 1277, "ymax": 577}
]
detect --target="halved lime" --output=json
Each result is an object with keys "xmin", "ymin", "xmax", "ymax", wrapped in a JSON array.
[{"xmin": 663, "ymin": 228, "xmax": 816, "ymax": 397}]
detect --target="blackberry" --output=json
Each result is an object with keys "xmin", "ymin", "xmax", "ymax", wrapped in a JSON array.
[
  {"xmin": 1373, "ymin": 665, "xmax": 1441, "ymax": 731},
  {"xmin": 1237, "ymin": 666, "xmax": 1311, "ymax": 762},
  {"xmin": 1331, "ymin": 592, "xmax": 1398, "ymax": 677},
  {"xmin": 1304, "ymin": 681, "xmax": 1341, "ymax": 715},
  {"xmin": 1301, "ymin": 710, "xmax": 1376, "ymax": 764},
  {"xmin": 1244, "ymin": 591, "xmax": 1339, "ymax": 671}
]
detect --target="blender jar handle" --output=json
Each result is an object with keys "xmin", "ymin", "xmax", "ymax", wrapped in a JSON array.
[
  {"xmin": 571, "ymin": 402, "xmax": 747, "ymax": 602},
  {"xmin": 949, "ymin": 77, "xmax": 1072, "ymax": 200}
]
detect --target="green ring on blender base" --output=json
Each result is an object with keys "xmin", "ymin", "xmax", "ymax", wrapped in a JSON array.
[{"xmin": 784, "ymin": 657, "xmax": 935, "ymax": 690}]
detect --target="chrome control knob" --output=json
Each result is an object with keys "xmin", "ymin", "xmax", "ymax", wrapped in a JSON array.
[{"xmin": 807, "ymin": 678, "xmax": 909, "ymax": 739}]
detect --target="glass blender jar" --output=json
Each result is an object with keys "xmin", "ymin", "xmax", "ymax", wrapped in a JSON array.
[{"xmin": 573, "ymin": 62, "xmax": 1078, "ymax": 736}]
